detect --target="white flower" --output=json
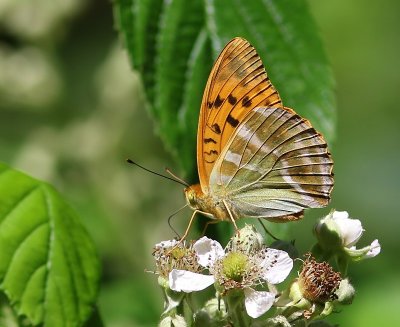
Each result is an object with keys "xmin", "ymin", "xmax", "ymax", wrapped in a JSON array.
[
  {"xmin": 169, "ymin": 236, "xmax": 293, "ymax": 318},
  {"xmin": 152, "ymin": 239, "xmax": 203, "ymax": 279},
  {"xmin": 315, "ymin": 210, "xmax": 381, "ymax": 260},
  {"xmin": 329, "ymin": 211, "xmax": 363, "ymax": 247}
]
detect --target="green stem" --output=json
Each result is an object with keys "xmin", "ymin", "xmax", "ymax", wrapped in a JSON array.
[
  {"xmin": 336, "ymin": 254, "xmax": 349, "ymax": 276},
  {"xmin": 183, "ymin": 294, "xmax": 195, "ymax": 325},
  {"xmin": 224, "ymin": 292, "xmax": 250, "ymax": 327}
]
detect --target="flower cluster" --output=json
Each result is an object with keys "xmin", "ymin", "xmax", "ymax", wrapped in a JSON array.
[
  {"xmin": 151, "ymin": 211, "xmax": 380, "ymax": 326},
  {"xmin": 170, "ymin": 233, "xmax": 293, "ymax": 318}
]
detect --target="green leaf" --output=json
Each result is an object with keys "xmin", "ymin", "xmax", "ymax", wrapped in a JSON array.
[
  {"xmin": 114, "ymin": 0, "xmax": 336, "ymax": 177},
  {"xmin": 177, "ymin": 29, "xmax": 213, "ymax": 177},
  {"xmin": 114, "ymin": 0, "xmax": 165, "ymax": 105},
  {"xmin": 154, "ymin": 0, "xmax": 206, "ymax": 161},
  {"xmin": 0, "ymin": 163, "xmax": 100, "ymax": 327}
]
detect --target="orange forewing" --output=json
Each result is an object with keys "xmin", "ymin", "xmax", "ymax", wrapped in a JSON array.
[{"xmin": 197, "ymin": 37, "xmax": 283, "ymax": 192}]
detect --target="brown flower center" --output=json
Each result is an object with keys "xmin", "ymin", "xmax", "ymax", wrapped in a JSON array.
[{"xmin": 298, "ymin": 255, "xmax": 341, "ymax": 303}]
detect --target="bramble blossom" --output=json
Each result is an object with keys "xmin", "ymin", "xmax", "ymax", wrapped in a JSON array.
[{"xmin": 169, "ymin": 236, "xmax": 293, "ymax": 318}]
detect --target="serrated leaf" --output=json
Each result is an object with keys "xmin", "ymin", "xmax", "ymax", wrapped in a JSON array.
[
  {"xmin": 113, "ymin": 0, "xmax": 135, "ymax": 67},
  {"xmin": 114, "ymin": 0, "xmax": 164, "ymax": 105},
  {"xmin": 0, "ymin": 163, "xmax": 100, "ymax": 327},
  {"xmin": 113, "ymin": 0, "xmax": 336, "ymax": 177},
  {"xmin": 205, "ymin": 0, "xmax": 336, "ymax": 143},
  {"xmin": 177, "ymin": 29, "xmax": 213, "ymax": 178},
  {"xmin": 154, "ymin": 0, "xmax": 206, "ymax": 158}
]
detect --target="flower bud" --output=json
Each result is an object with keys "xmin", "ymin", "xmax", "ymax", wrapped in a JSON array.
[
  {"xmin": 314, "ymin": 210, "xmax": 350, "ymax": 252},
  {"xmin": 202, "ymin": 298, "xmax": 228, "ymax": 321},
  {"xmin": 228, "ymin": 224, "xmax": 264, "ymax": 253},
  {"xmin": 314, "ymin": 210, "xmax": 381, "ymax": 263},
  {"xmin": 335, "ymin": 278, "xmax": 355, "ymax": 305},
  {"xmin": 285, "ymin": 254, "xmax": 342, "ymax": 320}
]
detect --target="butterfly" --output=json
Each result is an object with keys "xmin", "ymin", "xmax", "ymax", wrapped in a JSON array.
[{"xmin": 183, "ymin": 37, "xmax": 333, "ymax": 234}]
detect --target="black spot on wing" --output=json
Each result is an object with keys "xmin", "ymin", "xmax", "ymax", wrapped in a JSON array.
[
  {"xmin": 242, "ymin": 95, "xmax": 252, "ymax": 107},
  {"xmin": 207, "ymin": 101, "xmax": 213, "ymax": 109},
  {"xmin": 227, "ymin": 114, "xmax": 239, "ymax": 128},
  {"xmin": 214, "ymin": 95, "xmax": 224, "ymax": 108},
  {"xmin": 204, "ymin": 138, "xmax": 217, "ymax": 144},
  {"xmin": 228, "ymin": 94, "xmax": 237, "ymax": 105},
  {"xmin": 211, "ymin": 123, "xmax": 221, "ymax": 134},
  {"xmin": 204, "ymin": 150, "xmax": 219, "ymax": 156}
]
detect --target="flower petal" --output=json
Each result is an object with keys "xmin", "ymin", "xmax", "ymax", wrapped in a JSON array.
[
  {"xmin": 169, "ymin": 269, "xmax": 215, "ymax": 292},
  {"xmin": 193, "ymin": 236, "xmax": 224, "ymax": 267},
  {"xmin": 154, "ymin": 239, "xmax": 178, "ymax": 249},
  {"xmin": 331, "ymin": 210, "xmax": 349, "ymax": 220},
  {"xmin": 332, "ymin": 211, "xmax": 363, "ymax": 247},
  {"xmin": 343, "ymin": 239, "xmax": 381, "ymax": 261},
  {"xmin": 261, "ymin": 249, "xmax": 293, "ymax": 284},
  {"xmin": 244, "ymin": 288, "xmax": 275, "ymax": 318},
  {"xmin": 366, "ymin": 239, "xmax": 381, "ymax": 258}
]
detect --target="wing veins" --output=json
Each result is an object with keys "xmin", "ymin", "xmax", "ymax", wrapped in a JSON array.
[
  {"xmin": 226, "ymin": 111, "xmax": 331, "ymax": 195},
  {"xmin": 216, "ymin": 78, "xmax": 274, "ymax": 132},
  {"xmin": 294, "ymin": 133, "xmax": 322, "ymax": 143},
  {"xmin": 236, "ymin": 200, "xmax": 296, "ymax": 213},
  {"xmin": 257, "ymin": 180, "xmax": 334, "ymax": 186},
  {"xmin": 253, "ymin": 126, "xmax": 321, "ymax": 172},
  {"xmin": 279, "ymin": 172, "xmax": 332, "ymax": 177},
  {"xmin": 223, "ymin": 109, "xmax": 275, "ymax": 187},
  {"xmin": 275, "ymin": 143, "xmax": 328, "ymax": 159},
  {"xmin": 237, "ymin": 110, "xmax": 297, "ymax": 171},
  {"xmin": 223, "ymin": 108, "xmax": 292, "ymax": 190},
  {"xmin": 208, "ymin": 55, "xmax": 267, "ymax": 127},
  {"xmin": 204, "ymin": 42, "xmax": 250, "ymax": 115},
  {"xmin": 224, "ymin": 109, "xmax": 297, "ymax": 192},
  {"xmin": 271, "ymin": 162, "xmax": 332, "ymax": 171},
  {"xmin": 219, "ymin": 41, "xmax": 250, "ymax": 70}
]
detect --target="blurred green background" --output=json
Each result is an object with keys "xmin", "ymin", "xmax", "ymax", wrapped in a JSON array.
[{"xmin": 0, "ymin": 0, "xmax": 399, "ymax": 326}]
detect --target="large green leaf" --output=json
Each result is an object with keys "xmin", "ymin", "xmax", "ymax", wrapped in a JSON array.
[
  {"xmin": 0, "ymin": 163, "xmax": 100, "ymax": 326},
  {"xmin": 114, "ymin": 0, "xmax": 336, "ymax": 178}
]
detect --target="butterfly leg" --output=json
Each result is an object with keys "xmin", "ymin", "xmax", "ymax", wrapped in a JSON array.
[
  {"xmin": 166, "ymin": 210, "xmax": 200, "ymax": 254},
  {"xmin": 222, "ymin": 200, "xmax": 239, "ymax": 233},
  {"xmin": 201, "ymin": 219, "xmax": 220, "ymax": 236},
  {"xmin": 178, "ymin": 209, "xmax": 200, "ymax": 243}
]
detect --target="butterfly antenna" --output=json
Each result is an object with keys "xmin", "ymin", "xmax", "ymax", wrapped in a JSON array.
[
  {"xmin": 258, "ymin": 219, "xmax": 280, "ymax": 241},
  {"xmin": 126, "ymin": 158, "xmax": 188, "ymax": 187},
  {"xmin": 167, "ymin": 204, "xmax": 189, "ymax": 238},
  {"xmin": 165, "ymin": 168, "xmax": 189, "ymax": 187}
]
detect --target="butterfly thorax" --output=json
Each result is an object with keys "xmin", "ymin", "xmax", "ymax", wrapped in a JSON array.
[{"xmin": 184, "ymin": 184, "xmax": 234, "ymax": 221}]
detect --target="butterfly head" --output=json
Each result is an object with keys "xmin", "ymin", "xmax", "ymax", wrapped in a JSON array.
[
  {"xmin": 184, "ymin": 184, "xmax": 231, "ymax": 221},
  {"xmin": 184, "ymin": 184, "xmax": 204, "ymax": 210}
]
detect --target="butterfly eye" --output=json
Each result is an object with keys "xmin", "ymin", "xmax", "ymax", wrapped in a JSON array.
[{"xmin": 184, "ymin": 187, "xmax": 197, "ymax": 208}]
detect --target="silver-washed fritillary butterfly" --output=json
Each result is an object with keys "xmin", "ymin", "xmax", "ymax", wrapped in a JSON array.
[{"xmin": 183, "ymin": 37, "xmax": 333, "ymax": 233}]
